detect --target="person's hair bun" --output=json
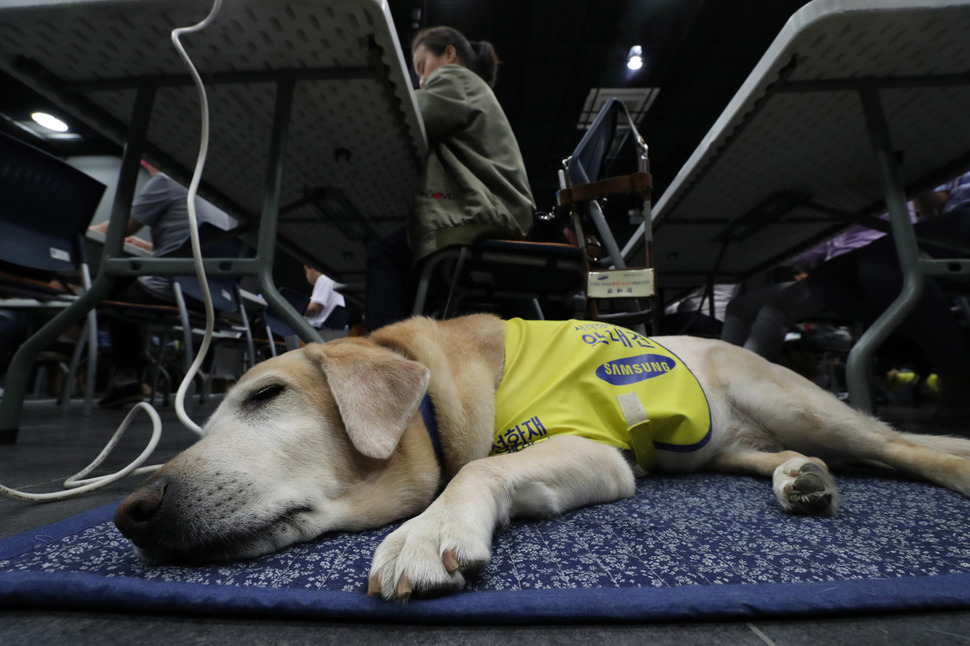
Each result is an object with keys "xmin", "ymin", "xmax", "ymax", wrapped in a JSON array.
[{"xmin": 468, "ymin": 40, "xmax": 499, "ymax": 87}]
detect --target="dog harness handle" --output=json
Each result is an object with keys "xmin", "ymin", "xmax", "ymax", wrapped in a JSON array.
[{"xmin": 617, "ymin": 392, "xmax": 655, "ymax": 470}]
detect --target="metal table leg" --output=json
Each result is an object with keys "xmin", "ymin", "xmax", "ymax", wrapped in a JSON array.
[
  {"xmin": 845, "ymin": 84, "xmax": 925, "ymax": 412},
  {"xmin": 0, "ymin": 86, "xmax": 155, "ymax": 443}
]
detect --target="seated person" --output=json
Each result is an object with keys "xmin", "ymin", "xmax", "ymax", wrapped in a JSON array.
[
  {"xmin": 721, "ymin": 263, "xmax": 814, "ymax": 359},
  {"xmin": 89, "ymin": 162, "xmax": 231, "ymax": 408},
  {"xmin": 660, "ymin": 284, "xmax": 735, "ymax": 337},
  {"xmin": 365, "ymin": 26, "xmax": 534, "ymax": 330},
  {"xmin": 722, "ymin": 177, "xmax": 970, "ymax": 425},
  {"xmin": 303, "ymin": 265, "xmax": 348, "ymax": 330}
]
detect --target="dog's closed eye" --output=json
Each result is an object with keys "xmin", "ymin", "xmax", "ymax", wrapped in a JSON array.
[{"xmin": 244, "ymin": 383, "xmax": 286, "ymax": 409}]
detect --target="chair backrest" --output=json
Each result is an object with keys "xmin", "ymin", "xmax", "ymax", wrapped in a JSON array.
[
  {"xmin": 0, "ymin": 132, "xmax": 106, "ymax": 273},
  {"xmin": 170, "ymin": 222, "xmax": 245, "ymax": 313},
  {"xmin": 567, "ymin": 98, "xmax": 623, "ymax": 186}
]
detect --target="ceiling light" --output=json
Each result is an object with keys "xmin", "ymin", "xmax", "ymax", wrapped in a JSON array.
[
  {"xmin": 626, "ymin": 46, "xmax": 643, "ymax": 71},
  {"xmin": 30, "ymin": 112, "xmax": 69, "ymax": 132}
]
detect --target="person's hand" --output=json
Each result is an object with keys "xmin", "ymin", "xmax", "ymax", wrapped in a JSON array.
[{"xmin": 125, "ymin": 236, "xmax": 153, "ymax": 252}]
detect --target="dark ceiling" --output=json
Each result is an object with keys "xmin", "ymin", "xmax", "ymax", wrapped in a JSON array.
[
  {"xmin": 384, "ymin": 0, "xmax": 810, "ymax": 206},
  {"xmin": 0, "ymin": 0, "xmax": 811, "ymax": 281}
]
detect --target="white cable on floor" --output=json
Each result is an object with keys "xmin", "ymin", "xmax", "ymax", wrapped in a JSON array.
[
  {"xmin": 0, "ymin": 403, "xmax": 162, "ymax": 503},
  {"xmin": 0, "ymin": 0, "xmax": 223, "ymax": 502}
]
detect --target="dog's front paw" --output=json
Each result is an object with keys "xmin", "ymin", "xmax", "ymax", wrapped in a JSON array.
[
  {"xmin": 772, "ymin": 457, "xmax": 842, "ymax": 516},
  {"xmin": 367, "ymin": 508, "xmax": 492, "ymax": 601}
]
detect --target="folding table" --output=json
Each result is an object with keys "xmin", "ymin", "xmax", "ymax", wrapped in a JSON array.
[{"xmin": 622, "ymin": 0, "xmax": 970, "ymax": 409}]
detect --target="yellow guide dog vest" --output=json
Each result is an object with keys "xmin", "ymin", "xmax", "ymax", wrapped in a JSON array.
[{"xmin": 492, "ymin": 319, "xmax": 712, "ymax": 470}]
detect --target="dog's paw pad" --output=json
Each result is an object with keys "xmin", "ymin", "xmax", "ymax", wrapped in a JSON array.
[
  {"xmin": 773, "ymin": 458, "xmax": 842, "ymax": 516},
  {"xmin": 787, "ymin": 484, "xmax": 834, "ymax": 515}
]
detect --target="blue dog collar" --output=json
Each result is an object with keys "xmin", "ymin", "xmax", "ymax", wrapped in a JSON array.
[{"xmin": 419, "ymin": 392, "xmax": 446, "ymax": 470}]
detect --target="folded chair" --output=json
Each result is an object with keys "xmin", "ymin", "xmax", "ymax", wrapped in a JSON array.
[
  {"xmin": 99, "ymin": 222, "xmax": 254, "ymax": 405},
  {"xmin": 556, "ymin": 97, "xmax": 655, "ymax": 328},
  {"xmin": 261, "ymin": 286, "xmax": 310, "ymax": 356},
  {"xmin": 168, "ymin": 245, "xmax": 256, "ymax": 401},
  {"xmin": 0, "ymin": 132, "xmax": 106, "ymax": 413},
  {"xmin": 412, "ymin": 98, "xmax": 655, "ymax": 325}
]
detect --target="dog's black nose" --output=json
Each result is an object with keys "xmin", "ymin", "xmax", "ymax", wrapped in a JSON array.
[{"xmin": 114, "ymin": 476, "xmax": 168, "ymax": 545}]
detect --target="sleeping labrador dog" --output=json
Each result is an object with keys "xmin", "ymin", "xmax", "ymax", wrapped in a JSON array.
[{"xmin": 114, "ymin": 314, "xmax": 970, "ymax": 600}]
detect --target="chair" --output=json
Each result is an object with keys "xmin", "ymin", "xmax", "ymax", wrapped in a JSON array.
[
  {"xmin": 99, "ymin": 222, "xmax": 254, "ymax": 404},
  {"xmin": 169, "ymin": 229, "xmax": 256, "ymax": 400},
  {"xmin": 412, "ymin": 239, "xmax": 585, "ymax": 320},
  {"xmin": 412, "ymin": 98, "xmax": 655, "ymax": 325},
  {"xmin": 0, "ymin": 132, "xmax": 106, "ymax": 412}
]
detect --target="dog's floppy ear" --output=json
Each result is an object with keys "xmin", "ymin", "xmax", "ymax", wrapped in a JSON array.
[{"xmin": 309, "ymin": 340, "xmax": 431, "ymax": 460}]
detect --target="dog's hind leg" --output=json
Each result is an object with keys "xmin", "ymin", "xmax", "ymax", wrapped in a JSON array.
[
  {"xmin": 739, "ymin": 386, "xmax": 970, "ymax": 499},
  {"xmin": 859, "ymin": 433, "xmax": 970, "ymax": 498},
  {"xmin": 707, "ymin": 447, "xmax": 842, "ymax": 516},
  {"xmin": 703, "ymin": 345, "xmax": 970, "ymax": 501}
]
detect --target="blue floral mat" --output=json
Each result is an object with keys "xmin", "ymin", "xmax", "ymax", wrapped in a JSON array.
[{"xmin": 3, "ymin": 472, "xmax": 970, "ymax": 623}]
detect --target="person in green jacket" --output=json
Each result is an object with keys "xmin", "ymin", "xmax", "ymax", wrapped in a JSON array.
[{"xmin": 365, "ymin": 25, "xmax": 535, "ymax": 330}]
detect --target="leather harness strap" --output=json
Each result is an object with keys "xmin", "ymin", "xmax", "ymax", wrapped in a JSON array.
[{"xmin": 557, "ymin": 170, "xmax": 652, "ymax": 207}]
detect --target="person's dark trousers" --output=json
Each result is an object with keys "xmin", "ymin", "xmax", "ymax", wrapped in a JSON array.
[
  {"xmin": 365, "ymin": 226, "xmax": 415, "ymax": 331},
  {"xmin": 321, "ymin": 305, "xmax": 349, "ymax": 330},
  {"xmin": 806, "ymin": 208, "xmax": 970, "ymax": 379},
  {"xmin": 106, "ymin": 279, "xmax": 170, "ymax": 377}
]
